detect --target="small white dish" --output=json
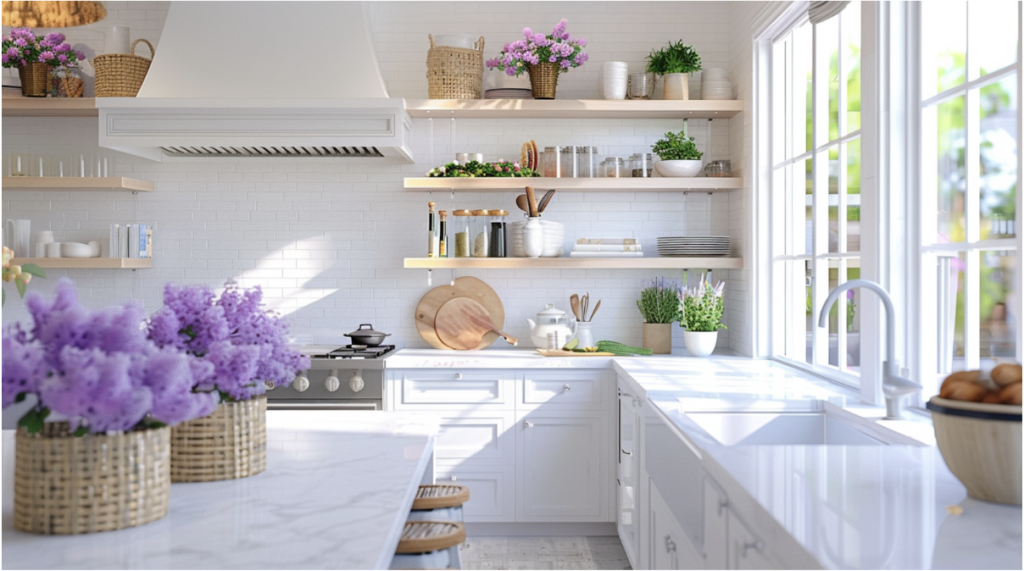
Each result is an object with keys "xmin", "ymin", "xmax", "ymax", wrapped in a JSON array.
[{"xmin": 61, "ymin": 242, "xmax": 93, "ymax": 258}]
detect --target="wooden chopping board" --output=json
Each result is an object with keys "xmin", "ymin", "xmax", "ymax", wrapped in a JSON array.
[
  {"xmin": 415, "ymin": 276, "xmax": 505, "ymax": 350},
  {"xmin": 435, "ymin": 298, "xmax": 518, "ymax": 350}
]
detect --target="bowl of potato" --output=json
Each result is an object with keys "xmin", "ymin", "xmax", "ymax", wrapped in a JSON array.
[{"xmin": 927, "ymin": 363, "xmax": 1022, "ymax": 505}]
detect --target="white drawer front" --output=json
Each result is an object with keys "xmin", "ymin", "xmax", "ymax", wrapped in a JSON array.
[
  {"xmin": 435, "ymin": 412, "xmax": 516, "ymax": 464},
  {"xmin": 520, "ymin": 370, "xmax": 608, "ymax": 410},
  {"xmin": 394, "ymin": 372, "xmax": 513, "ymax": 409},
  {"xmin": 434, "ymin": 465, "xmax": 515, "ymax": 522}
]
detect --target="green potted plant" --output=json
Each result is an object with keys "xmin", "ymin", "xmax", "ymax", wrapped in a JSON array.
[
  {"xmin": 652, "ymin": 130, "xmax": 704, "ymax": 177},
  {"xmin": 679, "ymin": 275, "xmax": 726, "ymax": 357},
  {"xmin": 637, "ymin": 277, "xmax": 682, "ymax": 354},
  {"xmin": 645, "ymin": 40, "xmax": 701, "ymax": 100}
]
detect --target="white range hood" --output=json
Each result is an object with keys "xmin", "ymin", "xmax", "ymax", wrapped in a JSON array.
[{"xmin": 97, "ymin": 2, "xmax": 413, "ymax": 163}]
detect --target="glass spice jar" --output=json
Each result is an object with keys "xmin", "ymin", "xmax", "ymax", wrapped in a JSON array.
[
  {"xmin": 470, "ymin": 210, "xmax": 490, "ymax": 257},
  {"xmin": 486, "ymin": 209, "xmax": 509, "ymax": 257},
  {"xmin": 452, "ymin": 209, "xmax": 473, "ymax": 258}
]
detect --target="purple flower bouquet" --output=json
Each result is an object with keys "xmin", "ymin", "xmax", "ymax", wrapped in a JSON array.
[
  {"xmin": 2, "ymin": 29, "xmax": 87, "ymax": 69},
  {"xmin": 486, "ymin": 19, "xmax": 588, "ymax": 78}
]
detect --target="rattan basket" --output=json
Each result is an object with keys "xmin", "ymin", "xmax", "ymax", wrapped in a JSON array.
[
  {"xmin": 93, "ymin": 38, "xmax": 154, "ymax": 97},
  {"xmin": 14, "ymin": 423, "xmax": 171, "ymax": 535},
  {"xmin": 426, "ymin": 34, "xmax": 484, "ymax": 99},
  {"xmin": 170, "ymin": 395, "xmax": 267, "ymax": 483}
]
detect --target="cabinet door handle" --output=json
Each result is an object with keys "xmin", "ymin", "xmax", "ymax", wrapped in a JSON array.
[
  {"xmin": 450, "ymin": 476, "xmax": 457, "ymax": 482},
  {"xmin": 563, "ymin": 384, "xmax": 571, "ymax": 391},
  {"xmin": 455, "ymin": 373, "xmax": 463, "ymax": 379},
  {"xmin": 742, "ymin": 540, "xmax": 764, "ymax": 557},
  {"xmin": 524, "ymin": 420, "xmax": 534, "ymax": 428},
  {"xmin": 665, "ymin": 535, "xmax": 677, "ymax": 553},
  {"xmin": 718, "ymin": 498, "xmax": 729, "ymax": 515},
  {"xmin": 621, "ymin": 448, "xmax": 632, "ymax": 456}
]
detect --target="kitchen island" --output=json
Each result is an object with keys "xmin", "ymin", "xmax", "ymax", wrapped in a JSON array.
[{"xmin": 2, "ymin": 412, "xmax": 438, "ymax": 570}]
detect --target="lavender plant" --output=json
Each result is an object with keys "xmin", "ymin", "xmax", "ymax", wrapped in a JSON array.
[
  {"xmin": 679, "ymin": 275, "xmax": 727, "ymax": 332},
  {"xmin": 486, "ymin": 19, "xmax": 588, "ymax": 77},
  {"xmin": 2, "ymin": 29, "xmax": 86, "ymax": 69},
  {"xmin": 2, "ymin": 278, "xmax": 220, "ymax": 434},
  {"xmin": 636, "ymin": 277, "xmax": 682, "ymax": 324},
  {"xmin": 147, "ymin": 282, "xmax": 310, "ymax": 402}
]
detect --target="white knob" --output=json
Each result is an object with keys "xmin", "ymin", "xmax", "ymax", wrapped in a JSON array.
[
  {"xmin": 349, "ymin": 370, "xmax": 365, "ymax": 393},
  {"xmin": 450, "ymin": 476, "xmax": 457, "ymax": 482},
  {"xmin": 455, "ymin": 373, "xmax": 463, "ymax": 379},
  {"xmin": 524, "ymin": 420, "xmax": 534, "ymax": 428},
  {"xmin": 264, "ymin": 380, "xmax": 276, "ymax": 391},
  {"xmin": 563, "ymin": 384, "xmax": 571, "ymax": 391},
  {"xmin": 325, "ymin": 375, "xmax": 340, "ymax": 392},
  {"xmin": 293, "ymin": 375, "xmax": 310, "ymax": 392}
]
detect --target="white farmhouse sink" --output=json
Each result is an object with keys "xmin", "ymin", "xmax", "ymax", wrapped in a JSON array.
[{"xmin": 685, "ymin": 409, "xmax": 919, "ymax": 446}]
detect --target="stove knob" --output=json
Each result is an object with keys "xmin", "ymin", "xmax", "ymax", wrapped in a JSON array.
[
  {"xmin": 325, "ymin": 374, "xmax": 341, "ymax": 393},
  {"xmin": 349, "ymin": 370, "xmax": 365, "ymax": 393},
  {"xmin": 293, "ymin": 375, "xmax": 310, "ymax": 393}
]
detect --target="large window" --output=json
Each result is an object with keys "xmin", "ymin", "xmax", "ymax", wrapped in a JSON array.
[
  {"xmin": 918, "ymin": 2, "xmax": 1021, "ymax": 396},
  {"xmin": 769, "ymin": 8, "xmax": 862, "ymax": 385}
]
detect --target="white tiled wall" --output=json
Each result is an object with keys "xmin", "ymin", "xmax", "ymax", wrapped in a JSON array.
[{"xmin": 3, "ymin": 1, "xmax": 757, "ymax": 354}]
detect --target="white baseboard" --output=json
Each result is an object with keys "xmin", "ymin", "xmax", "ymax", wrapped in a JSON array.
[{"xmin": 465, "ymin": 522, "xmax": 617, "ymax": 537}]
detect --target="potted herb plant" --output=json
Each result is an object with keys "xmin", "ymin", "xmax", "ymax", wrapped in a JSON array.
[
  {"xmin": 147, "ymin": 281, "xmax": 309, "ymax": 482},
  {"xmin": 645, "ymin": 40, "xmax": 701, "ymax": 100},
  {"xmin": 652, "ymin": 130, "xmax": 704, "ymax": 177},
  {"xmin": 636, "ymin": 277, "xmax": 682, "ymax": 354},
  {"xmin": 2, "ymin": 278, "xmax": 218, "ymax": 534},
  {"xmin": 2, "ymin": 28, "xmax": 87, "ymax": 97},
  {"xmin": 486, "ymin": 19, "xmax": 588, "ymax": 99},
  {"xmin": 679, "ymin": 275, "xmax": 726, "ymax": 357}
]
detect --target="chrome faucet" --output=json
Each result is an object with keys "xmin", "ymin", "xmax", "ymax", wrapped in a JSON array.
[{"xmin": 818, "ymin": 279, "xmax": 922, "ymax": 419}]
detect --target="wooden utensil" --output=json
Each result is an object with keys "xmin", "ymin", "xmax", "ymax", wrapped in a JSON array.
[
  {"xmin": 570, "ymin": 294, "xmax": 581, "ymax": 321},
  {"xmin": 581, "ymin": 293, "xmax": 589, "ymax": 323},
  {"xmin": 538, "ymin": 189, "xmax": 556, "ymax": 213},
  {"xmin": 525, "ymin": 186, "xmax": 539, "ymax": 217},
  {"xmin": 415, "ymin": 277, "xmax": 506, "ymax": 350},
  {"xmin": 435, "ymin": 297, "xmax": 519, "ymax": 350},
  {"xmin": 588, "ymin": 300, "xmax": 601, "ymax": 322},
  {"xmin": 515, "ymin": 194, "xmax": 531, "ymax": 214}
]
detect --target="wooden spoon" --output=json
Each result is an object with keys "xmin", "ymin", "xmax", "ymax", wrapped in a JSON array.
[
  {"xmin": 570, "ymin": 294, "xmax": 581, "ymax": 321},
  {"xmin": 435, "ymin": 297, "xmax": 518, "ymax": 350},
  {"xmin": 525, "ymin": 186, "xmax": 539, "ymax": 217},
  {"xmin": 515, "ymin": 194, "xmax": 531, "ymax": 214},
  {"xmin": 538, "ymin": 189, "xmax": 556, "ymax": 213},
  {"xmin": 588, "ymin": 300, "xmax": 601, "ymax": 322}
]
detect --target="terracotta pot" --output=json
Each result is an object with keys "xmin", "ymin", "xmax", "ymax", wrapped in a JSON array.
[
  {"xmin": 528, "ymin": 62, "xmax": 560, "ymax": 100},
  {"xmin": 643, "ymin": 323, "xmax": 673, "ymax": 355},
  {"xmin": 18, "ymin": 62, "xmax": 49, "ymax": 97},
  {"xmin": 683, "ymin": 330, "xmax": 718, "ymax": 357}
]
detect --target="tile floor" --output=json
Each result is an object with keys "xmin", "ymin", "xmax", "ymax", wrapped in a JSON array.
[{"xmin": 460, "ymin": 536, "xmax": 632, "ymax": 570}]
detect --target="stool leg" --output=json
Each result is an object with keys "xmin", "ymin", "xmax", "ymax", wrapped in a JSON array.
[{"xmin": 448, "ymin": 544, "xmax": 463, "ymax": 570}]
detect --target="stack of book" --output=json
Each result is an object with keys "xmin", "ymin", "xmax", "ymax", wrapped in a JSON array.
[
  {"xmin": 569, "ymin": 238, "xmax": 643, "ymax": 258},
  {"xmin": 109, "ymin": 223, "xmax": 154, "ymax": 259}
]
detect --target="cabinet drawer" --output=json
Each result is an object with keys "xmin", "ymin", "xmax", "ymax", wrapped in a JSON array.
[
  {"xmin": 519, "ymin": 370, "xmax": 609, "ymax": 410},
  {"xmin": 392, "ymin": 371, "xmax": 514, "ymax": 409},
  {"xmin": 435, "ymin": 411, "xmax": 516, "ymax": 465},
  {"xmin": 434, "ymin": 465, "xmax": 515, "ymax": 523}
]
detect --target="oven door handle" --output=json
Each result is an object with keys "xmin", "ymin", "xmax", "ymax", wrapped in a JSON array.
[{"xmin": 268, "ymin": 402, "xmax": 381, "ymax": 411}]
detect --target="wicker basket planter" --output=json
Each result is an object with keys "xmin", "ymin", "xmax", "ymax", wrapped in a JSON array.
[
  {"xmin": 527, "ymin": 62, "xmax": 560, "ymax": 100},
  {"xmin": 14, "ymin": 423, "xmax": 171, "ymax": 535},
  {"xmin": 93, "ymin": 38, "xmax": 154, "ymax": 97},
  {"xmin": 170, "ymin": 395, "xmax": 267, "ymax": 483},
  {"xmin": 17, "ymin": 62, "xmax": 49, "ymax": 97},
  {"xmin": 426, "ymin": 34, "xmax": 484, "ymax": 100}
]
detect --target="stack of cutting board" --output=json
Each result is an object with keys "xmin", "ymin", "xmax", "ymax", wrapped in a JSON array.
[{"xmin": 415, "ymin": 277, "xmax": 518, "ymax": 350}]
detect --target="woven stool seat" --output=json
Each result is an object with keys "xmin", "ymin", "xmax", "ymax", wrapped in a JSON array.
[
  {"xmin": 413, "ymin": 485, "xmax": 470, "ymax": 510},
  {"xmin": 396, "ymin": 521, "xmax": 466, "ymax": 554}
]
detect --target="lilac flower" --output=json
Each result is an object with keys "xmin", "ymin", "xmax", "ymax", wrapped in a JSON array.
[
  {"xmin": 560, "ymin": 60, "xmax": 571, "ymax": 69},
  {"xmin": 523, "ymin": 27, "xmax": 533, "ymax": 38},
  {"xmin": 1, "ymin": 55, "xmax": 7, "ymax": 64},
  {"xmin": 75, "ymin": 50, "xmax": 86, "ymax": 61},
  {"xmin": 44, "ymin": 33, "xmax": 65, "ymax": 45},
  {"xmin": 38, "ymin": 51, "xmax": 54, "ymax": 61},
  {"xmin": 14, "ymin": 38, "xmax": 26, "ymax": 47},
  {"xmin": 55, "ymin": 42, "xmax": 71, "ymax": 53},
  {"xmin": 6, "ymin": 47, "xmax": 18, "ymax": 58},
  {"xmin": 2, "ymin": 333, "xmax": 46, "ymax": 408}
]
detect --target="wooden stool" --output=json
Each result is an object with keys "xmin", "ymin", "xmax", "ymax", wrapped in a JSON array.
[
  {"xmin": 390, "ymin": 521, "xmax": 466, "ymax": 570},
  {"xmin": 410, "ymin": 485, "xmax": 470, "ymax": 523}
]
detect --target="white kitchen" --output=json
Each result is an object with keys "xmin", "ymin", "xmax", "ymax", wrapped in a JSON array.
[{"xmin": 1, "ymin": 1, "xmax": 1021, "ymax": 570}]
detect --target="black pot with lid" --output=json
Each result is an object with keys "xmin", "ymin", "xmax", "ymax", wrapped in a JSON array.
[{"xmin": 345, "ymin": 323, "xmax": 391, "ymax": 347}]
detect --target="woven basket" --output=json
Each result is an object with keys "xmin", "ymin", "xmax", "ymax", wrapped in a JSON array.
[
  {"xmin": 528, "ymin": 62, "xmax": 560, "ymax": 100},
  {"xmin": 17, "ymin": 62, "xmax": 48, "ymax": 97},
  {"xmin": 426, "ymin": 34, "xmax": 484, "ymax": 99},
  {"xmin": 14, "ymin": 423, "xmax": 171, "ymax": 535},
  {"xmin": 170, "ymin": 395, "xmax": 267, "ymax": 483},
  {"xmin": 93, "ymin": 38, "xmax": 154, "ymax": 97}
]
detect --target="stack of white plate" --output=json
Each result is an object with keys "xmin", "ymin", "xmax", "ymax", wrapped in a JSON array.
[
  {"xmin": 657, "ymin": 236, "xmax": 731, "ymax": 257},
  {"xmin": 701, "ymin": 68, "xmax": 732, "ymax": 100},
  {"xmin": 601, "ymin": 62, "xmax": 629, "ymax": 100},
  {"xmin": 510, "ymin": 220, "xmax": 565, "ymax": 257}
]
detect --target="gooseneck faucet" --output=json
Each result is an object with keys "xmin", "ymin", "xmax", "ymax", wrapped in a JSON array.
[{"xmin": 818, "ymin": 279, "xmax": 922, "ymax": 419}]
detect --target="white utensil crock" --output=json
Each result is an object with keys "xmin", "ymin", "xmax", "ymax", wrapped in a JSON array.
[
  {"xmin": 683, "ymin": 330, "xmax": 718, "ymax": 357},
  {"xmin": 6, "ymin": 219, "xmax": 31, "ymax": 258},
  {"xmin": 574, "ymin": 322, "xmax": 595, "ymax": 349},
  {"xmin": 522, "ymin": 217, "xmax": 544, "ymax": 258}
]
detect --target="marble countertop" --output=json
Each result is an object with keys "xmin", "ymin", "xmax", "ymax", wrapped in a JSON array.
[
  {"xmin": 2, "ymin": 412, "xmax": 439, "ymax": 570},
  {"xmin": 385, "ymin": 347, "xmax": 740, "ymax": 369}
]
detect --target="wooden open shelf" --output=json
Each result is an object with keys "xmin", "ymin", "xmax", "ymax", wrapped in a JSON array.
[
  {"xmin": 11, "ymin": 258, "xmax": 152, "ymax": 269},
  {"xmin": 405, "ymin": 99, "xmax": 743, "ymax": 119},
  {"xmin": 2, "ymin": 96, "xmax": 98, "ymax": 117},
  {"xmin": 3, "ymin": 177, "xmax": 154, "ymax": 192},
  {"xmin": 404, "ymin": 177, "xmax": 743, "ymax": 192},
  {"xmin": 404, "ymin": 257, "xmax": 742, "ymax": 270}
]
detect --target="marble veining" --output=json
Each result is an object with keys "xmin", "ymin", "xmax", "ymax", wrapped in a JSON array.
[{"xmin": 2, "ymin": 412, "xmax": 438, "ymax": 570}]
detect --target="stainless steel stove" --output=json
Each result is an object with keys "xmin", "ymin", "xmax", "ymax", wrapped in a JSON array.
[{"xmin": 266, "ymin": 344, "xmax": 396, "ymax": 411}]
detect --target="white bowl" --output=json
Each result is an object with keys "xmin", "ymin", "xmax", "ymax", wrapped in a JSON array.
[
  {"xmin": 655, "ymin": 160, "xmax": 704, "ymax": 177},
  {"xmin": 60, "ymin": 242, "xmax": 93, "ymax": 258}
]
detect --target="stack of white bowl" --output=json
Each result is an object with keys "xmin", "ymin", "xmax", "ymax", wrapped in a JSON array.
[
  {"xmin": 701, "ymin": 68, "xmax": 732, "ymax": 100},
  {"xmin": 510, "ymin": 220, "xmax": 565, "ymax": 257},
  {"xmin": 601, "ymin": 62, "xmax": 629, "ymax": 100}
]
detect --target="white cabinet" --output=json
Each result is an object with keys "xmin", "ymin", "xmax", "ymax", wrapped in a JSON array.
[
  {"xmin": 390, "ymin": 370, "xmax": 514, "ymax": 409},
  {"xmin": 648, "ymin": 478, "xmax": 703, "ymax": 570},
  {"xmin": 434, "ymin": 411, "xmax": 516, "ymax": 464},
  {"xmin": 727, "ymin": 511, "xmax": 774, "ymax": 570},
  {"xmin": 617, "ymin": 389, "xmax": 642, "ymax": 567},
  {"xmin": 434, "ymin": 465, "xmax": 516, "ymax": 522},
  {"xmin": 703, "ymin": 479, "xmax": 729, "ymax": 570},
  {"xmin": 517, "ymin": 411, "xmax": 608, "ymax": 521},
  {"xmin": 520, "ymin": 369, "xmax": 609, "ymax": 411}
]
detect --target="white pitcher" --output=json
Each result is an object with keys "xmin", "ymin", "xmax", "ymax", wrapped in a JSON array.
[{"xmin": 5, "ymin": 219, "xmax": 31, "ymax": 258}]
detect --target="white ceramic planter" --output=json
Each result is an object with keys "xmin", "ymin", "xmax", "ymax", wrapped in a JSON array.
[
  {"xmin": 683, "ymin": 330, "xmax": 718, "ymax": 357},
  {"xmin": 522, "ymin": 217, "xmax": 544, "ymax": 258},
  {"xmin": 662, "ymin": 73, "xmax": 690, "ymax": 100},
  {"xmin": 655, "ymin": 160, "xmax": 703, "ymax": 177}
]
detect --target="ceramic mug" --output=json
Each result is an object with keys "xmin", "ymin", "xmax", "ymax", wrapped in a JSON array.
[
  {"xmin": 37, "ymin": 230, "xmax": 54, "ymax": 244},
  {"xmin": 46, "ymin": 242, "xmax": 62, "ymax": 258}
]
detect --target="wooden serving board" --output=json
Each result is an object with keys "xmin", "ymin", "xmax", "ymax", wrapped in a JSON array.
[
  {"xmin": 414, "ymin": 276, "xmax": 505, "ymax": 350},
  {"xmin": 536, "ymin": 349, "xmax": 617, "ymax": 357},
  {"xmin": 435, "ymin": 298, "xmax": 517, "ymax": 350}
]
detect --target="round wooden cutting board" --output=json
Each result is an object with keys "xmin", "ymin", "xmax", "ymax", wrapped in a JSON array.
[
  {"xmin": 435, "ymin": 297, "xmax": 518, "ymax": 350},
  {"xmin": 414, "ymin": 276, "xmax": 505, "ymax": 350}
]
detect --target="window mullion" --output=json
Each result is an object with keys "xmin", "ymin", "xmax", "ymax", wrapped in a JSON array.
[
  {"xmin": 812, "ymin": 22, "xmax": 831, "ymax": 368},
  {"xmin": 963, "ymin": 82, "xmax": 982, "ymax": 370}
]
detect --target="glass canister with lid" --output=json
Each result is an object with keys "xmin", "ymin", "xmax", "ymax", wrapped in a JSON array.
[
  {"xmin": 486, "ymin": 209, "xmax": 509, "ymax": 257},
  {"xmin": 470, "ymin": 210, "xmax": 490, "ymax": 257},
  {"xmin": 629, "ymin": 153, "xmax": 653, "ymax": 178},
  {"xmin": 602, "ymin": 156, "xmax": 626, "ymax": 177},
  {"xmin": 452, "ymin": 209, "xmax": 473, "ymax": 258},
  {"xmin": 577, "ymin": 146, "xmax": 598, "ymax": 178}
]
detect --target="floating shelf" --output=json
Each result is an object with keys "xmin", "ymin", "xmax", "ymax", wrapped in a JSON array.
[
  {"xmin": 3, "ymin": 177, "xmax": 154, "ymax": 192},
  {"xmin": 404, "ymin": 177, "xmax": 743, "ymax": 192},
  {"xmin": 404, "ymin": 257, "xmax": 742, "ymax": 270},
  {"xmin": 2, "ymin": 96, "xmax": 98, "ymax": 117},
  {"xmin": 405, "ymin": 99, "xmax": 743, "ymax": 119},
  {"xmin": 11, "ymin": 258, "xmax": 152, "ymax": 269}
]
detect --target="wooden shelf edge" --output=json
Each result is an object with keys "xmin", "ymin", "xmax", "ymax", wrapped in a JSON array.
[
  {"xmin": 403, "ymin": 257, "xmax": 743, "ymax": 270},
  {"xmin": 11, "ymin": 258, "xmax": 153, "ymax": 269},
  {"xmin": 2, "ymin": 97, "xmax": 98, "ymax": 117},
  {"xmin": 405, "ymin": 98, "xmax": 743, "ymax": 119},
  {"xmin": 404, "ymin": 177, "xmax": 743, "ymax": 191},
  {"xmin": 3, "ymin": 177, "xmax": 154, "ymax": 192}
]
